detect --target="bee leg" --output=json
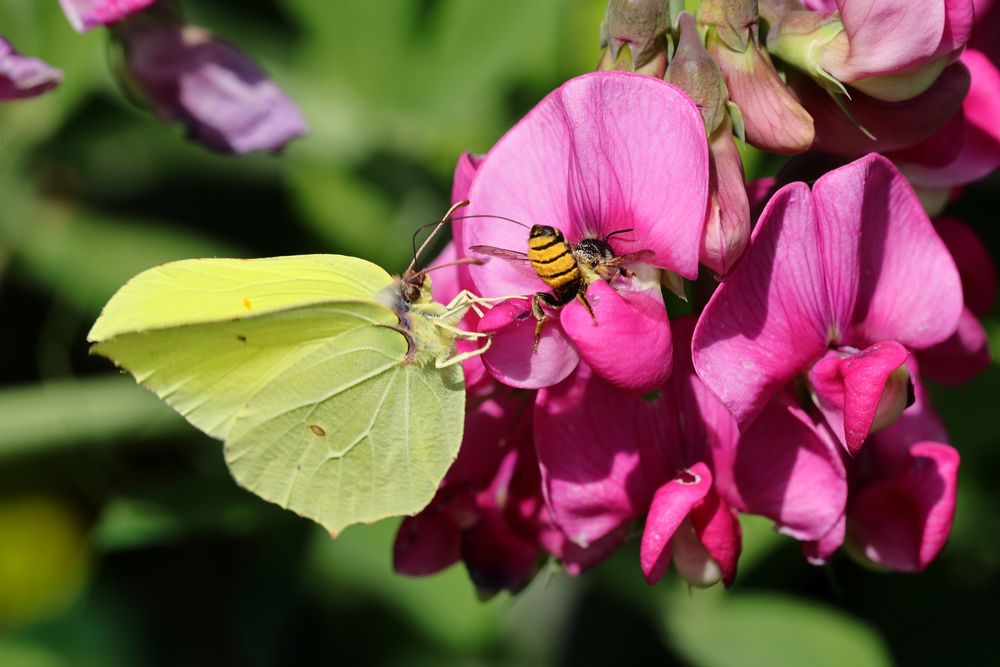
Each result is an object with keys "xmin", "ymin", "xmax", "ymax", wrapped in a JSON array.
[
  {"xmin": 531, "ymin": 292, "xmax": 558, "ymax": 353},
  {"xmin": 576, "ymin": 293, "xmax": 597, "ymax": 324}
]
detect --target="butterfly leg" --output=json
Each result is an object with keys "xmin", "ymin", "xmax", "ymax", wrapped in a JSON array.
[{"xmin": 436, "ymin": 335, "xmax": 493, "ymax": 369}]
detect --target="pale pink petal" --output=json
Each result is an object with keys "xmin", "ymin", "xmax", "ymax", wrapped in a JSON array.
[
  {"xmin": 462, "ymin": 72, "xmax": 709, "ymax": 297},
  {"xmin": 896, "ymin": 50, "xmax": 1000, "ymax": 187},
  {"xmin": 535, "ymin": 363, "xmax": 677, "ymax": 548},
  {"xmin": 808, "ymin": 341, "xmax": 910, "ymax": 456},
  {"xmin": 561, "ymin": 281, "xmax": 672, "ymax": 393},
  {"xmin": 825, "ymin": 0, "xmax": 947, "ymax": 81},
  {"xmin": 848, "ymin": 442, "xmax": 960, "ymax": 571},
  {"xmin": 477, "ymin": 299, "xmax": 579, "ymax": 389},
  {"xmin": 640, "ymin": 463, "xmax": 713, "ymax": 584},
  {"xmin": 714, "ymin": 395, "xmax": 848, "ymax": 542},
  {"xmin": 693, "ymin": 181, "xmax": 831, "ymax": 427},
  {"xmin": 393, "ymin": 511, "xmax": 461, "ymax": 576},
  {"xmin": 917, "ymin": 308, "xmax": 991, "ymax": 385},
  {"xmin": 934, "ymin": 216, "xmax": 997, "ymax": 317}
]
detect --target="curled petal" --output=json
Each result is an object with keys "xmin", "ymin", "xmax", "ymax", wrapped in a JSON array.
[
  {"xmin": 687, "ymin": 488, "xmax": 741, "ymax": 588},
  {"xmin": 702, "ymin": 121, "xmax": 751, "ymax": 277},
  {"xmin": 808, "ymin": 341, "xmax": 910, "ymax": 456},
  {"xmin": 561, "ymin": 281, "xmax": 672, "ymax": 394},
  {"xmin": 477, "ymin": 299, "xmax": 579, "ymax": 389},
  {"xmin": 848, "ymin": 442, "xmax": 960, "ymax": 571},
  {"xmin": 463, "ymin": 72, "xmax": 709, "ymax": 297},
  {"xmin": 804, "ymin": 513, "xmax": 846, "ymax": 565},
  {"xmin": 640, "ymin": 463, "xmax": 713, "ymax": 585},
  {"xmin": 0, "ymin": 37, "xmax": 62, "ymax": 101}
]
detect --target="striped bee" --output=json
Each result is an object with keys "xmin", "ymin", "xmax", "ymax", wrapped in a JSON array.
[{"xmin": 471, "ymin": 225, "xmax": 653, "ymax": 348}]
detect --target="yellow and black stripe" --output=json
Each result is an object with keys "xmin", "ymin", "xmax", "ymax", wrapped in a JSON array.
[{"xmin": 527, "ymin": 225, "xmax": 581, "ymax": 291}]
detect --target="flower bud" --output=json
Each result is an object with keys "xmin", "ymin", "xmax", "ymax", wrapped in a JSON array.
[
  {"xmin": 0, "ymin": 36, "xmax": 62, "ymax": 101},
  {"xmin": 116, "ymin": 16, "xmax": 306, "ymax": 154},
  {"xmin": 702, "ymin": 117, "xmax": 750, "ymax": 277},
  {"xmin": 767, "ymin": 10, "xmax": 849, "ymax": 94},
  {"xmin": 600, "ymin": 0, "xmax": 670, "ymax": 75},
  {"xmin": 697, "ymin": 0, "xmax": 757, "ymax": 52},
  {"xmin": 666, "ymin": 13, "xmax": 728, "ymax": 134}
]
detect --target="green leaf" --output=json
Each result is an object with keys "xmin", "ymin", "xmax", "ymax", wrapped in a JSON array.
[{"xmin": 666, "ymin": 586, "xmax": 894, "ymax": 667}]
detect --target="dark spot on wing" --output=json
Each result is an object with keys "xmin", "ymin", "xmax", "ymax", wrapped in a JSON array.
[{"xmin": 309, "ymin": 424, "xmax": 327, "ymax": 436}]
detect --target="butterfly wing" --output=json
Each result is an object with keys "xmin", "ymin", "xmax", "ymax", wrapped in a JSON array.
[
  {"xmin": 225, "ymin": 328, "xmax": 464, "ymax": 536},
  {"xmin": 88, "ymin": 255, "xmax": 398, "ymax": 439}
]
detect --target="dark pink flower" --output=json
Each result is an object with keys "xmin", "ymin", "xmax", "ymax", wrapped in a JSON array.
[
  {"xmin": 60, "ymin": 0, "xmax": 158, "ymax": 32},
  {"xmin": 693, "ymin": 154, "xmax": 963, "ymax": 456},
  {"xmin": 534, "ymin": 318, "xmax": 741, "ymax": 587},
  {"xmin": 916, "ymin": 216, "xmax": 996, "ymax": 385},
  {"xmin": 890, "ymin": 50, "xmax": 1000, "ymax": 190},
  {"xmin": 0, "ymin": 36, "xmax": 61, "ymax": 101},
  {"xmin": 119, "ymin": 21, "xmax": 306, "ymax": 154},
  {"xmin": 459, "ymin": 72, "xmax": 709, "ymax": 392}
]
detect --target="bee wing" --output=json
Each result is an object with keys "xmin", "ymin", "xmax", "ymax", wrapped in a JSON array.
[
  {"xmin": 605, "ymin": 249, "xmax": 656, "ymax": 266},
  {"xmin": 469, "ymin": 245, "xmax": 531, "ymax": 263}
]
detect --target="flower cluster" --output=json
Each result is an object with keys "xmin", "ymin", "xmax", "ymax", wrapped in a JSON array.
[{"xmin": 395, "ymin": 0, "xmax": 997, "ymax": 595}]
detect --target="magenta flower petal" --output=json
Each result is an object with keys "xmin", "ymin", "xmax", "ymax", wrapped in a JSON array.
[
  {"xmin": 60, "ymin": 0, "xmax": 158, "ymax": 32},
  {"xmin": 917, "ymin": 308, "xmax": 991, "ymax": 385},
  {"xmin": 687, "ymin": 487, "xmax": 741, "ymax": 587},
  {"xmin": 535, "ymin": 362, "xmax": 674, "ymax": 548},
  {"xmin": 809, "ymin": 341, "xmax": 910, "ymax": 455},
  {"xmin": 791, "ymin": 63, "xmax": 970, "ymax": 156},
  {"xmin": 460, "ymin": 512, "xmax": 540, "ymax": 595},
  {"xmin": 695, "ymin": 155, "xmax": 963, "ymax": 428},
  {"xmin": 897, "ymin": 51, "xmax": 1000, "ymax": 187},
  {"xmin": 715, "ymin": 396, "xmax": 847, "ymax": 542},
  {"xmin": 451, "ymin": 152, "xmax": 483, "ymax": 204},
  {"xmin": 640, "ymin": 463, "xmax": 713, "ymax": 585},
  {"xmin": 123, "ymin": 24, "xmax": 306, "ymax": 154},
  {"xmin": 848, "ymin": 442, "xmax": 960, "ymax": 571},
  {"xmin": 0, "ymin": 37, "xmax": 62, "ymax": 101},
  {"xmin": 804, "ymin": 514, "xmax": 846, "ymax": 565},
  {"xmin": 462, "ymin": 71, "xmax": 709, "ymax": 297},
  {"xmin": 702, "ymin": 126, "xmax": 751, "ymax": 276},
  {"xmin": 393, "ymin": 512, "xmax": 461, "ymax": 576},
  {"xmin": 561, "ymin": 281, "xmax": 672, "ymax": 393},
  {"xmin": 477, "ymin": 299, "xmax": 579, "ymax": 389},
  {"xmin": 935, "ymin": 216, "xmax": 997, "ymax": 317},
  {"xmin": 823, "ymin": 0, "xmax": 954, "ymax": 82}
]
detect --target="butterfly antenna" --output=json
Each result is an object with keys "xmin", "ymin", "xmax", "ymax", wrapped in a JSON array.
[
  {"xmin": 408, "ymin": 200, "xmax": 471, "ymax": 274},
  {"xmin": 409, "ymin": 257, "xmax": 485, "ymax": 279}
]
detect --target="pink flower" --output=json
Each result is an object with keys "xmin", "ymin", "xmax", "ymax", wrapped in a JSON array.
[
  {"xmin": 890, "ymin": 50, "xmax": 1000, "ymax": 190},
  {"xmin": 0, "ymin": 36, "xmax": 61, "ymax": 101},
  {"xmin": 534, "ymin": 318, "xmax": 741, "ymax": 587},
  {"xmin": 60, "ymin": 0, "xmax": 158, "ymax": 32},
  {"xmin": 693, "ymin": 154, "xmax": 963, "ymax": 456},
  {"xmin": 459, "ymin": 72, "xmax": 709, "ymax": 392},
  {"xmin": 118, "ymin": 21, "xmax": 306, "ymax": 154},
  {"xmin": 777, "ymin": 0, "xmax": 974, "ymax": 102}
]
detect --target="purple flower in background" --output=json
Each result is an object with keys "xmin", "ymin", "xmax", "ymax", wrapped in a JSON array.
[
  {"xmin": 120, "ymin": 22, "xmax": 306, "ymax": 154},
  {"xmin": 60, "ymin": 0, "xmax": 159, "ymax": 32},
  {"xmin": 0, "ymin": 36, "xmax": 62, "ymax": 101}
]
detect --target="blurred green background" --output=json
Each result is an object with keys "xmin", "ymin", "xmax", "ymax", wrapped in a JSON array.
[{"xmin": 1, "ymin": 1, "xmax": 999, "ymax": 665}]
